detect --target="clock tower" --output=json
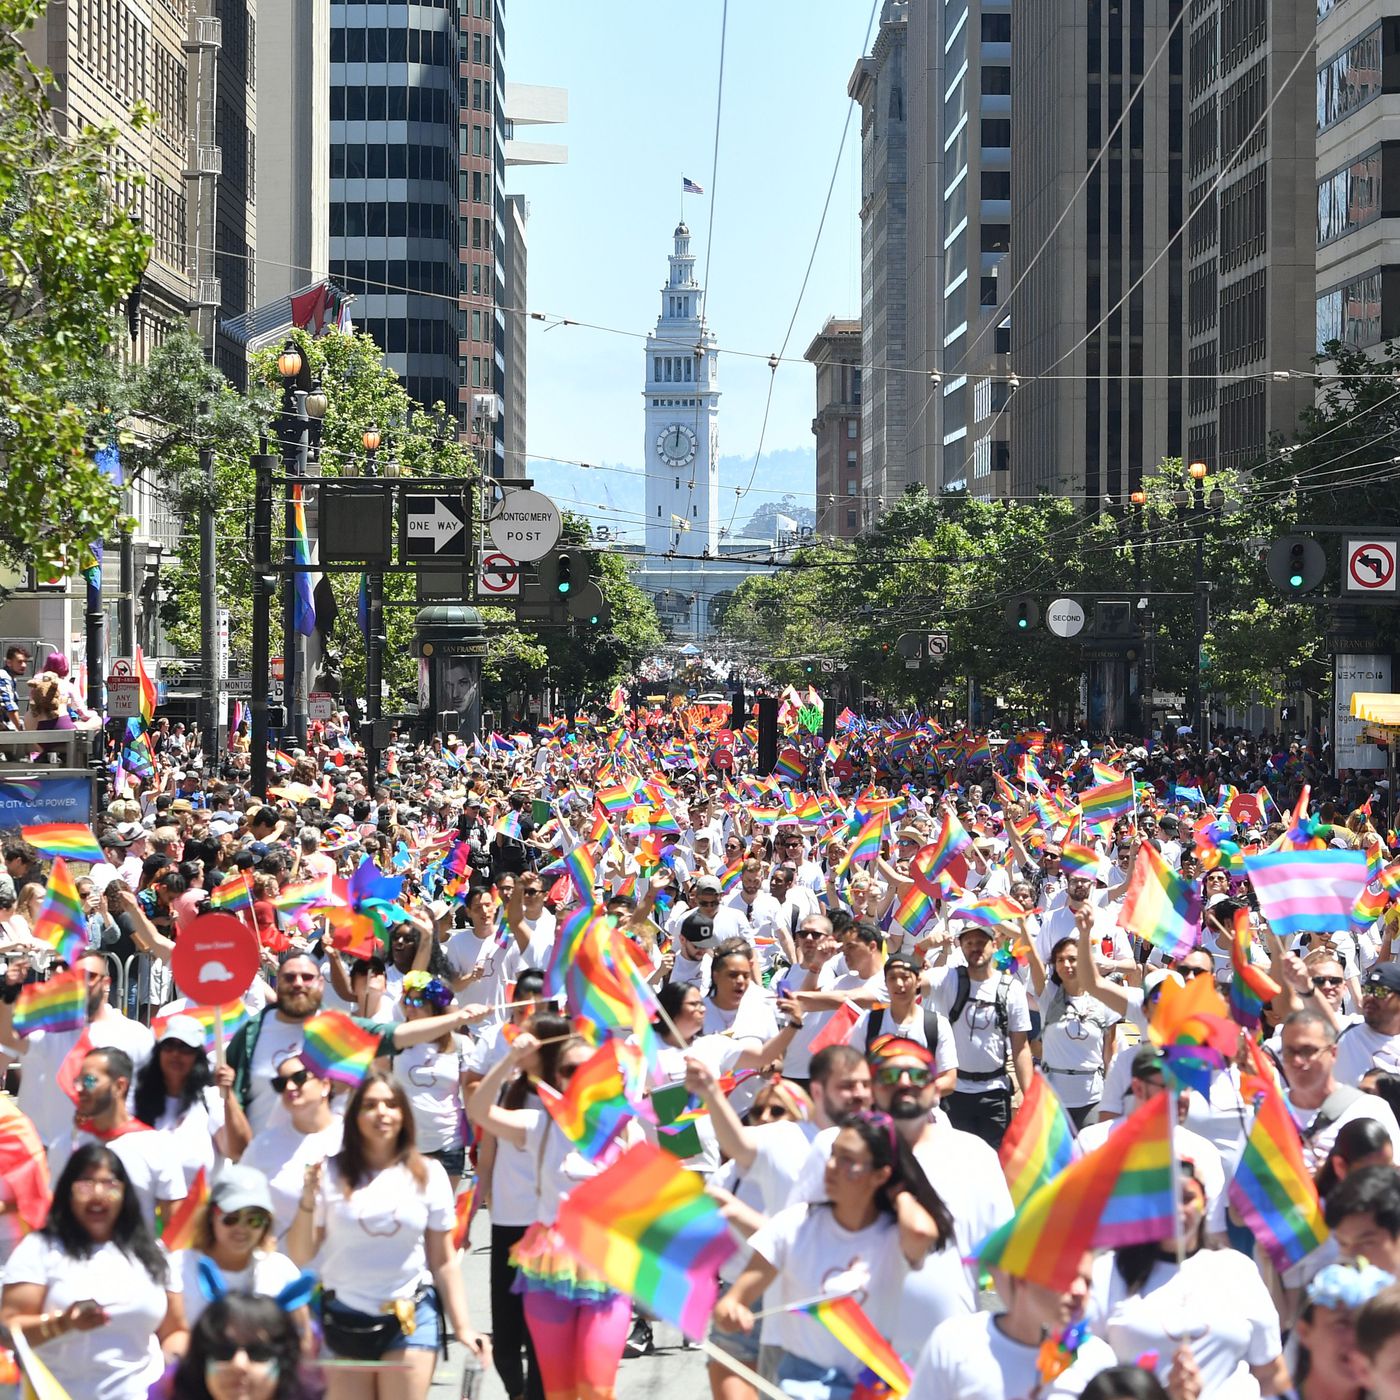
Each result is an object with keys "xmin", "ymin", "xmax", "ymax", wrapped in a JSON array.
[{"xmin": 644, "ymin": 223, "xmax": 720, "ymax": 562}]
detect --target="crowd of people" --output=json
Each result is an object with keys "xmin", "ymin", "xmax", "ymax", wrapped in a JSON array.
[{"xmin": 0, "ymin": 702, "xmax": 1399, "ymax": 1400}]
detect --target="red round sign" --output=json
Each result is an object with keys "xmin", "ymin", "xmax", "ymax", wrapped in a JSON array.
[
  {"xmin": 833, "ymin": 758, "xmax": 855, "ymax": 780},
  {"xmin": 710, "ymin": 748, "xmax": 734, "ymax": 772},
  {"xmin": 1227, "ymin": 794, "xmax": 1264, "ymax": 826},
  {"xmin": 714, "ymin": 730, "xmax": 735, "ymax": 749},
  {"xmin": 171, "ymin": 912, "xmax": 261, "ymax": 1003}
]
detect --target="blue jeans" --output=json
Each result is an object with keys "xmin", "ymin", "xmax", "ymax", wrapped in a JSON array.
[{"xmin": 775, "ymin": 1353, "xmax": 856, "ymax": 1400}]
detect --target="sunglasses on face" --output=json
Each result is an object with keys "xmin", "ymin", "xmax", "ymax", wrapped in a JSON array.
[
  {"xmin": 272, "ymin": 1069, "xmax": 311, "ymax": 1093},
  {"xmin": 1179, "ymin": 965, "xmax": 1212, "ymax": 979},
  {"xmin": 78, "ymin": 1073, "xmax": 102, "ymax": 1090},
  {"xmin": 750, "ymin": 1103, "xmax": 790, "ymax": 1121},
  {"xmin": 205, "ymin": 1340, "xmax": 278, "ymax": 1365},
  {"xmin": 219, "ymin": 1208, "xmax": 272, "ymax": 1231},
  {"xmin": 874, "ymin": 1064, "xmax": 932, "ymax": 1087},
  {"xmin": 1366, "ymin": 986, "xmax": 1397, "ymax": 1000},
  {"xmin": 1312, "ymin": 976, "xmax": 1345, "ymax": 990}
]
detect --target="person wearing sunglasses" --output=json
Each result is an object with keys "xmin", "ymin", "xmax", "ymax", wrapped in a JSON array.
[
  {"xmin": 2, "ymin": 1144, "xmax": 185, "ymax": 1399},
  {"xmin": 167, "ymin": 1293, "xmax": 310, "ymax": 1400},
  {"xmin": 163, "ymin": 1166, "xmax": 310, "ymax": 1348},
  {"xmin": 238, "ymin": 1054, "xmax": 342, "ymax": 1243},
  {"xmin": 1336, "ymin": 965, "xmax": 1400, "ymax": 1090}
]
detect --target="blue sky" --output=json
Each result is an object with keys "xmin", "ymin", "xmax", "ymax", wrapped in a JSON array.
[{"xmin": 506, "ymin": 1, "xmax": 874, "ymax": 535}]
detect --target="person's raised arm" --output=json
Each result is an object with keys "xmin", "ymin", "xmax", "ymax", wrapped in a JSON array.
[
  {"xmin": 683, "ymin": 1054, "xmax": 760, "ymax": 1171},
  {"xmin": 1074, "ymin": 907, "xmax": 1132, "ymax": 1017},
  {"xmin": 465, "ymin": 1032, "xmax": 538, "ymax": 1148},
  {"xmin": 285, "ymin": 1160, "xmax": 325, "ymax": 1267}
]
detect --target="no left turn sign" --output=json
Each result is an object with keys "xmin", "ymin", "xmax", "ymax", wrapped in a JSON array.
[
  {"xmin": 1346, "ymin": 539, "xmax": 1397, "ymax": 593},
  {"xmin": 478, "ymin": 551, "xmax": 521, "ymax": 596}
]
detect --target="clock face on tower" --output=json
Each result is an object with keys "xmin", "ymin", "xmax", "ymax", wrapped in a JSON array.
[{"xmin": 656, "ymin": 422, "xmax": 699, "ymax": 466}]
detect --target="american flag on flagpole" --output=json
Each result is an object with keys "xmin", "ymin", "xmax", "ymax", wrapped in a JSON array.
[{"xmin": 682, "ymin": 176, "xmax": 704, "ymax": 194}]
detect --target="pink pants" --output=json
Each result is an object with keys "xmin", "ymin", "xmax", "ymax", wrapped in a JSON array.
[{"xmin": 521, "ymin": 1291, "xmax": 633, "ymax": 1400}]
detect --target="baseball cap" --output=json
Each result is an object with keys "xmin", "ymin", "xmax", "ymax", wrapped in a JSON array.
[
  {"xmin": 680, "ymin": 910, "xmax": 716, "ymax": 948},
  {"xmin": 1364, "ymin": 964, "xmax": 1400, "ymax": 995},
  {"xmin": 693, "ymin": 875, "xmax": 722, "ymax": 895},
  {"xmin": 156, "ymin": 1014, "xmax": 206, "ymax": 1050},
  {"xmin": 1143, "ymin": 968, "xmax": 1184, "ymax": 998},
  {"xmin": 884, "ymin": 953, "xmax": 923, "ymax": 975},
  {"xmin": 210, "ymin": 1164, "xmax": 274, "ymax": 1217}
]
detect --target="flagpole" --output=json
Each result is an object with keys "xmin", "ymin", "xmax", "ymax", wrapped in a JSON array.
[{"xmin": 698, "ymin": 1340, "xmax": 797, "ymax": 1400}]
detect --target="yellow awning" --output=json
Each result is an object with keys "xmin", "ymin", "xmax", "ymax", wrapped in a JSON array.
[{"xmin": 1350, "ymin": 692, "xmax": 1400, "ymax": 728}]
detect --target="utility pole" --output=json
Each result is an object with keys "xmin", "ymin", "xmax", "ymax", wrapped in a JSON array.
[
  {"xmin": 198, "ymin": 401, "xmax": 219, "ymax": 766},
  {"xmin": 250, "ymin": 450, "xmax": 274, "ymax": 798}
]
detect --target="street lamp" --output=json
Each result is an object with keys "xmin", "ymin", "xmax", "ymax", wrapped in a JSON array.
[
  {"xmin": 1176, "ymin": 461, "xmax": 1223, "ymax": 745},
  {"xmin": 305, "ymin": 382, "xmax": 329, "ymax": 421},
  {"xmin": 362, "ymin": 427, "xmax": 385, "ymax": 779},
  {"xmin": 277, "ymin": 341, "xmax": 303, "ymax": 379}
]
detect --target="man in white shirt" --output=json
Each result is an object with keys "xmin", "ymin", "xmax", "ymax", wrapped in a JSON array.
[
  {"xmin": 1336, "ymin": 964, "xmax": 1400, "ymax": 1086},
  {"xmin": 724, "ymin": 860, "xmax": 783, "ymax": 947},
  {"xmin": 1035, "ymin": 868, "xmax": 1136, "ymax": 983},
  {"xmin": 773, "ymin": 827, "xmax": 825, "ymax": 896},
  {"xmin": 769, "ymin": 864, "xmax": 819, "ymax": 939}
]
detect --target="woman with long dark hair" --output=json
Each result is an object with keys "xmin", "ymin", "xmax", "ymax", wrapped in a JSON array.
[
  {"xmin": 713, "ymin": 1109, "xmax": 952, "ymax": 1400},
  {"xmin": 287, "ymin": 1071, "xmax": 489, "ymax": 1399},
  {"xmin": 1086, "ymin": 1161, "xmax": 1289, "ymax": 1398},
  {"xmin": 1, "ymin": 1144, "xmax": 185, "ymax": 1399},
  {"xmin": 168, "ymin": 1293, "xmax": 309, "ymax": 1400},
  {"xmin": 133, "ymin": 1014, "xmax": 248, "ymax": 1189}
]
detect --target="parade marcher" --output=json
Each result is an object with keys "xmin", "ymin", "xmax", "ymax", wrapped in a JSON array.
[
  {"xmin": 1335, "ymin": 966, "xmax": 1400, "ymax": 1088},
  {"xmin": 166, "ymin": 1293, "xmax": 310, "ymax": 1400},
  {"xmin": 391, "ymin": 970, "xmax": 473, "ymax": 1186}
]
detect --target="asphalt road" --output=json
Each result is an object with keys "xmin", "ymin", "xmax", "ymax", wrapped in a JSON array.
[{"xmin": 430, "ymin": 1214, "xmax": 712, "ymax": 1400}]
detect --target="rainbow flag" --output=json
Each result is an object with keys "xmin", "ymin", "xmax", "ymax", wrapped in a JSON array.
[
  {"xmin": 976, "ymin": 1092, "xmax": 1174, "ymax": 1291},
  {"xmin": 596, "ymin": 781, "xmax": 640, "ymax": 815},
  {"xmin": 152, "ymin": 1000, "xmax": 250, "ymax": 1055},
  {"xmin": 801, "ymin": 1296, "xmax": 911, "ymax": 1395},
  {"xmin": 891, "ymin": 882, "xmax": 937, "ymax": 937},
  {"xmin": 1059, "ymin": 840, "xmax": 1101, "ymax": 878},
  {"xmin": 1116, "ymin": 840, "xmax": 1201, "ymax": 958},
  {"xmin": 773, "ymin": 748, "xmax": 806, "ymax": 785},
  {"xmin": 1230, "ymin": 1063, "xmax": 1328, "ymax": 1270},
  {"xmin": 1080, "ymin": 775, "xmax": 1134, "ymax": 824},
  {"xmin": 920, "ymin": 810, "xmax": 972, "ymax": 879},
  {"xmin": 13, "ymin": 968, "xmax": 86, "ymax": 1036},
  {"xmin": 536, "ymin": 1040, "xmax": 642, "ymax": 1160},
  {"xmin": 998, "ymin": 1071, "xmax": 1079, "ymax": 1208},
  {"xmin": 20, "ymin": 824, "xmax": 102, "ymax": 865},
  {"xmin": 159, "ymin": 1166, "xmax": 208, "ymax": 1251},
  {"xmin": 0, "ymin": 1096, "xmax": 51, "ymax": 1231},
  {"xmin": 30, "ymin": 857, "xmax": 87, "ymax": 964},
  {"xmin": 1229, "ymin": 909, "xmax": 1280, "ymax": 1032},
  {"xmin": 946, "ymin": 895, "xmax": 1027, "ymax": 933},
  {"xmin": 209, "ymin": 872, "xmax": 254, "ymax": 914},
  {"xmin": 272, "ymin": 875, "xmax": 336, "ymax": 916},
  {"xmin": 1244, "ymin": 849, "xmax": 1370, "ymax": 938},
  {"xmin": 553, "ymin": 1141, "xmax": 738, "ymax": 1340},
  {"xmin": 717, "ymin": 860, "xmax": 744, "ymax": 895},
  {"xmin": 300, "ymin": 1010, "xmax": 381, "ymax": 1087},
  {"xmin": 835, "ymin": 811, "xmax": 884, "ymax": 876},
  {"xmin": 451, "ymin": 1180, "xmax": 476, "ymax": 1251},
  {"xmin": 290, "ymin": 483, "xmax": 316, "ymax": 636},
  {"xmin": 544, "ymin": 905, "xmax": 602, "ymax": 998},
  {"xmin": 135, "ymin": 645, "xmax": 157, "ymax": 725},
  {"xmin": 560, "ymin": 843, "xmax": 598, "ymax": 902}
]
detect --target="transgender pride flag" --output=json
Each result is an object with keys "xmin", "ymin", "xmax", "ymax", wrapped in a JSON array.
[{"xmin": 1244, "ymin": 849, "xmax": 1369, "ymax": 938}]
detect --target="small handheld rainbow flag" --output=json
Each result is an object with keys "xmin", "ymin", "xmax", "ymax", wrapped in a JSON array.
[
  {"xmin": 1080, "ymin": 775, "xmax": 1135, "ymax": 824},
  {"xmin": 300, "ymin": 1010, "xmax": 381, "ymax": 1087},
  {"xmin": 946, "ymin": 895, "xmax": 1027, "ymax": 933},
  {"xmin": 152, "ymin": 1000, "xmax": 251, "ymax": 1055},
  {"xmin": 21, "ymin": 824, "xmax": 103, "ymax": 865},
  {"xmin": 835, "ymin": 811, "xmax": 885, "ymax": 876},
  {"xmin": 1059, "ymin": 840, "xmax": 1101, "ymax": 878},
  {"xmin": 451, "ymin": 1180, "xmax": 476, "ymax": 1251},
  {"xmin": 998, "ymin": 1071, "xmax": 1079, "ymax": 1208},
  {"xmin": 535, "ymin": 1040, "xmax": 642, "ymax": 1160},
  {"xmin": 890, "ymin": 882, "xmax": 937, "ymax": 937},
  {"xmin": 30, "ymin": 857, "xmax": 87, "ymax": 965},
  {"xmin": 13, "ymin": 968, "xmax": 86, "ymax": 1037},
  {"xmin": 1228, "ymin": 909, "xmax": 1281, "ymax": 1032},
  {"xmin": 801, "ymin": 1296, "xmax": 911, "ymax": 1396},
  {"xmin": 209, "ymin": 872, "xmax": 254, "ymax": 914},
  {"xmin": 553, "ymin": 1141, "xmax": 738, "ymax": 1340},
  {"xmin": 915, "ymin": 810, "xmax": 972, "ymax": 882},
  {"xmin": 1116, "ymin": 840, "xmax": 1201, "ymax": 958},
  {"xmin": 135, "ymin": 645, "xmax": 157, "ymax": 725},
  {"xmin": 159, "ymin": 1166, "xmax": 208, "ymax": 1251}
]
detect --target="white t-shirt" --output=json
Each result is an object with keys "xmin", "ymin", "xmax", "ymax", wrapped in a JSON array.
[
  {"xmin": 166, "ymin": 1246, "xmax": 303, "ymax": 1326},
  {"xmin": 1335, "ymin": 1021, "xmax": 1400, "ymax": 1087},
  {"xmin": 314, "ymin": 1157, "xmax": 455, "ymax": 1314},
  {"xmin": 912, "ymin": 1310, "xmax": 1119, "ymax": 1400},
  {"xmin": 1087, "ymin": 1247, "xmax": 1282, "ymax": 1400},
  {"xmin": 2, "ymin": 1233, "xmax": 167, "ymax": 1400},
  {"xmin": 445, "ymin": 926, "xmax": 522, "ymax": 1020},
  {"xmin": 1286, "ymin": 1087, "xmax": 1400, "ymax": 1173},
  {"xmin": 392, "ymin": 1037, "xmax": 469, "ymax": 1153},
  {"xmin": 48, "ymin": 1125, "xmax": 185, "ymax": 1226},
  {"xmin": 154, "ymin": 1086, "xmax": 227, "ymax": 1192},
  {"xmin": 783, "ymin": 968, "xmax": 885, "ymax": 1080},
  {"xmin": 745, "ymin": 1118, "xmax": 820, "ymax": 1214},
  {"xmin": 925, "ymin": 968, "xmax": 1032, "ymax": 1093},
  {"xmin": 1039, "ymin": 988, "xmax": 1121, "ymax": 1108},
  {"xmin": 239, "ymin": 1117, "xmax": 345, "ymax": 1241},
  {"xmin": 489, "ymin": 1106, "xmax": 543, "ymax": 1227},
  {"xmin": 18, "ymin": 1014, "xmax": 154, "ymax": 1147},
  {"xmin": 748, "ymin": 1202, "xmax": 911, "ymax": 1376},
  {"xmin": 845, "ymin": 1006, "xmax": 958, "ymax": 1079},
  {"xmin": 911, "ymin": 1115, "xmax": 1014, "ymax": 1288}
]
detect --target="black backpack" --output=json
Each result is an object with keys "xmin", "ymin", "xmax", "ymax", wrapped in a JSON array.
[
  {"xmin": 948, "ymin": 966, "xmax": 1012, "ymax": 1035},
  {"xmin": 864, "ymin": 1003, "xmax": 939, "ymax": 1056}
]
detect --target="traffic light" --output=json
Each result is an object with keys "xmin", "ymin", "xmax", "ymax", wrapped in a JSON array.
[
  {"xmin": 555, "ymin": 552, "xmax": 575, "ymax": 595},
  {"xmin": 1265, "ymin": 536, "xmax": 1325, "ymax": 596},
  {"xmin": 1005, "ymin": 597, "xmax": 1040, "ymax": 632}
]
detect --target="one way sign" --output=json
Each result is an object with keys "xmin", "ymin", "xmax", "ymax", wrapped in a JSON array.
[{"xmin": 401, "ymin": 494, "xmax": 470, "ymax": 560}]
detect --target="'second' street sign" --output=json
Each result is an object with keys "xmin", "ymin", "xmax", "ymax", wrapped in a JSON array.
[
  {"xmin": 488, "ymin": 489, "xmax": 561, "ymax": 563},
  {"xmin": 402, "ymin": 494, "xmax": 470, "ymax": 559},
  {"xmin": 1046, "ymin": 598, "xmax": 1087, "ymax": 638}
]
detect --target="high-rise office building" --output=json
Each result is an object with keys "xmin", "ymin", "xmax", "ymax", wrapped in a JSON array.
[
  {"xmin": 1315, "ymin": 3, "xmax": 1400, "ymax": 360},
  {"xmin": 1183, "ymin": 1, "xmax": 1314, "ymax": 475},
  {"xmin": 804, "ymin": 318, "xmax": 863, "ymax": 539},
  {"xmin": 1009, "ymin": 3, "xmax": 1185, "ymax": 503},
  {"xmin": 328, "ymin": 1, "xmax": 467, "ymax": 426},
  {"xmin": 849, "ymin": 1, "xmax": 908, "ymax": 524},
  {"xmin": 501, "ymin": 192, "xmax": 528, "ymax": 475},
  {"xmin": 906, "ymin": 0, "xmax": 1012, "ymax": 499}
]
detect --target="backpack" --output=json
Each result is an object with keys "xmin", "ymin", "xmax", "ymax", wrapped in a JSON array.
[
  {"xmin": 864, "ymin": 1003, "xmax": 939, "ymax": 1057},
  {"xmin": 948, "ymin": 966, "xmax": 1012, "ymax": 1035}
]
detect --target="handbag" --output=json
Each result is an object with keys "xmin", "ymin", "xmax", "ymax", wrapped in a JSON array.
[{"xmin": 320, "ymin": 1291, "xmax": 409, "ymax": 1360}]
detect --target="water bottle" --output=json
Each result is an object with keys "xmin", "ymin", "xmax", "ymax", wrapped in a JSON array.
[{"xmin": 459, "ymin": 1343, "xmax": 484, "ymax": 1400}]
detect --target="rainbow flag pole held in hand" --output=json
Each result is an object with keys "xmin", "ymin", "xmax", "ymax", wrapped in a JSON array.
[
  {"xmin": 801, "ymin": 1295, "xmax": 911, "ymax": 1396},
  {"xmin": 998, "ymin": 1071, "xmax": 1079, "ymax": 1208},
  {"xmin": 299, "ymin": 1010, "xmax": 382, "ymax": 1088},
  {"xmin": 30, "ymin": 857, "xmax": 88, "ymax": 965}
]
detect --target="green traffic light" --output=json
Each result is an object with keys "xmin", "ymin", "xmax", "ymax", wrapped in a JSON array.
[
  {"xmin": 1017, "ymin": 617, "xmax": 1028, "ymax": 629},
  {"xmin": 1288, "ymin": 573, "xmax": 1304, "ymax": 588}
]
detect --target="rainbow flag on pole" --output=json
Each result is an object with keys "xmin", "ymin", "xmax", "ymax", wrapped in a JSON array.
[
  {"xmin": 998, "ymin": 1071, "xmax": 1079, "ymax": 1208},
  {"xmin": 291, "ymin": 484, "xmax": 316, "ymax": 636},
  {"xmin": 30, "ymin": 857, "xmax": 88, "ymax": 965},
  {"xmin": 1116, "ymin": 840, "xmax": 1201, "ymax": 959},
  {"xmin": 553, "ymin": 1141, "xmax": 738, "ymax": 1340},
  {"xmin": 1080, "ymin": 775, "xmax": 1135, "ymax": 824},
  {"xmin": 801, "ymin": 1296, "xmax": 911, "ymax": 1395},
  {"xmin": 135, "ymin": 645, "xmax": 157, "ymax": 725},
  {"xmin": 13, "ymin": 968, "xmax": 86, "ymax": 1036},
  {"xmin": 300, "ymin": 1010, "xmax": 381, "ymax": 1087},
  {"xmin": 535, "ymin": 1040, "xmax": 642, "ymax": 1160},
  {"xmin": 976, "ymin": 1092, "xmax": 1174, "ymax": 1291},
  {"xmin": 209, "ymin": 872, "xmax": 254, "ymax": 915}
]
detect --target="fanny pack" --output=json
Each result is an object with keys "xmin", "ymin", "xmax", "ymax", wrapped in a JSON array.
[{"xmin": 321, "ymin": 1285, "xmax": 439, "ymax": 1360}]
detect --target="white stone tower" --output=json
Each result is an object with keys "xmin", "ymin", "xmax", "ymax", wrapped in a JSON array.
[{"xmin": 644, "ymin": 223, "xmax": 720, "ymax": 562}]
